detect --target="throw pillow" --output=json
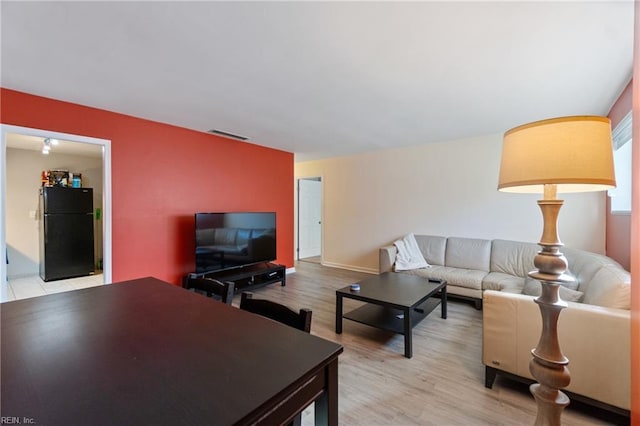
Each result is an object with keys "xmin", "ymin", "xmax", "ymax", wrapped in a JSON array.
[
  {"xmin": 394, "ymin": 233, "xmax": 430, "ymax": 271},
  {"xmin": 522, "ymin": 277, "xmax": 584, "ymax": 303}
]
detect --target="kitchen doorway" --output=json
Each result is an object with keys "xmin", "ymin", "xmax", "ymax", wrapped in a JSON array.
[
  {"xmin": 297, "ymin": 177, "xmax": 322, "ymax": 263},
  {"xmin": 0, "ymin": 124, "xmax": 112, "ymax": 302}
]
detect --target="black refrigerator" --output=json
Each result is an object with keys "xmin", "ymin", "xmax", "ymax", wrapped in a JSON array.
[{"xmin": 39, "ymin": 187, "xmax": 95, "ymax": 282}]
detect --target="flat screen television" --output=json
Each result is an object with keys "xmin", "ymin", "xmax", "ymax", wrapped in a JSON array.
[{"xmin": 194, "ymin": 212, "xmax": 276, "ymax": 274}]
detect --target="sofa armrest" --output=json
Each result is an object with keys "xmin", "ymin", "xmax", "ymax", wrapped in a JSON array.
[
  {"xmin": 482, "ymin": 290, "xmax": 630, "ymax": 410},
  {"xmin": 379, "ymin": 245, "xmax": 396, "ymax": 273}
]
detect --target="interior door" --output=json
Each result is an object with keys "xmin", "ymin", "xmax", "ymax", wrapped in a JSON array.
[{"xmin": 298, "ymin": 178, "xmax": 322, "ymax": 260}]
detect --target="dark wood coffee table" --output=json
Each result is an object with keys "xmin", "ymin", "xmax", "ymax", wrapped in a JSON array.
[{"xmin": 335, "ymin": 272, "xmax": 446, "ymax": 358}]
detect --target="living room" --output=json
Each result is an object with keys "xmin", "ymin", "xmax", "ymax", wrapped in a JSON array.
[{"xmin": 1, "ymin": 1, "xmax": 638, "ymax": 425}]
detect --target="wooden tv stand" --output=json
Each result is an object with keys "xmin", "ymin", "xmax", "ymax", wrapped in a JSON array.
[{"xmin": 186, "ymin": 262, "xmax": 286, "ymax": 293}]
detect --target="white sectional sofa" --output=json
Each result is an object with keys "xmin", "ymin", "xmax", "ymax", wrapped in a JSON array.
[
  {"xmin": 380, "ymin": 236, "xmax": 542, "ymax": 308},
  {"xmin": 483, "ymin": 290, "xmax": 630, "ymax": 414},
  {"xmin": 379, "ymin": 235, "xmax": 631, "ymax": 413}
]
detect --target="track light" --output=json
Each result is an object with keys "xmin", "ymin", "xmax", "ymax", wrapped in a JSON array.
[{"xmin": 42, "ymin": 138, "xmax": 57, "ymax": 154}]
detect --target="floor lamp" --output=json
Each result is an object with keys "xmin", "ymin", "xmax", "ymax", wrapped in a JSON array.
[{"xmin": 497, "ymin": 116, "xmax": 616, "ymax": 426}]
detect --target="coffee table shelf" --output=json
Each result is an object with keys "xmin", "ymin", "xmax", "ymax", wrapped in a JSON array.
[
  {"xmin": 343, "ymin": 298, "xmax": 441, "ymax": 335},
  {"xmin": 336, "ymin": 272, "xmax": 447, "ymax": 358}
]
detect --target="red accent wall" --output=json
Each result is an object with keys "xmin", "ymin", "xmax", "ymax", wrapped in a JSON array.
[{"xmin": 1, "ymin": 88, "xmax": 294, "ymax": 285}]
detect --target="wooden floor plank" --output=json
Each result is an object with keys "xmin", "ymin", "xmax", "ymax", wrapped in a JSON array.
[{"xmin": 231, "ymin": 262, "xmax": 627, "ymax": 426}]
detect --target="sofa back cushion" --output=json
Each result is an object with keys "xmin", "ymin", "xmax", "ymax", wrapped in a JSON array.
[
  {"xmin": 214, "ymin": 228, "xmax": 238, "ymax": 246},
  {"xmin": 563, "ymin": 247, "xmax": 621, "ymax": 295},
  {"xmin": 490, "ymin": 239, "xmax": 538, "ymax": 278},
  {"xmin": 581, "ymin": 266, "xmax": 631, "ymax": 309},
  {"xmin": 196, "ymin": 228, "xmax": 216, "ymax": 246},
  {"xmin": 414, "ymin": 235, "xmax": 447, "ymax": 266},
  {"xmin": 445, "ymin": 237, "xmax": 491, "ymax": 271},
  {"xmin": 522, "ymin": 277, "xmax": 584, "ymax": 302},
  {"xmin": 252, "ymin": 228, "xmax": 275, "ymax": 239},
  {"xmin": 235, "ymin": 229, "xmax": 252, "ymax": 247}
]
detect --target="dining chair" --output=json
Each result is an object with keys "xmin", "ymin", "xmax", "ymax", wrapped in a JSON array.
[
  {"xmin": 239, "ymin": 292, "xmax": 312, "ymax": 333},
  {"xmin": 184, "ymin": 275, "xmax": 235, "ymax": 305},
  {"xmin": 240, "ymin": 291, "xmax": 312, "ymax": 426}
]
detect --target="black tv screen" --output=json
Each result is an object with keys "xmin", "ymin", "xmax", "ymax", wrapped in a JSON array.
[{"xmin": 195, "ymin": 212, "xmax": 276, "ymax": 274}]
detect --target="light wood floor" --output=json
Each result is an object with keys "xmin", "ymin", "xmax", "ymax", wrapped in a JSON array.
[
  {"xmin": 238, "ymin": 261, "xmax": 628, "ymax": 426},
  {"xmin": 299, "ymin": 255, "xmax": 322, "ymax": 264}
]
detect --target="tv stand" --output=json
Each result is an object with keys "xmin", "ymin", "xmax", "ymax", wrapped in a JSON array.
[{"xmin": 186, "ymin": 262, "xmax": 286, "ymax": 294}]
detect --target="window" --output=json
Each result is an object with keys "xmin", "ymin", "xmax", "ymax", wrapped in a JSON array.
[{"xmin": 609, "ymin": 111, "xmax": 632, "ymax": 213}]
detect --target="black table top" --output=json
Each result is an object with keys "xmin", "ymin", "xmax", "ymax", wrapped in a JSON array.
[
  {"xmin": 1, "ymin": 277, "xmax": 342, "ymax": 425},
  {"xmin": 337, "ymin": 272, "xmax": 445, "ymax": 308}
]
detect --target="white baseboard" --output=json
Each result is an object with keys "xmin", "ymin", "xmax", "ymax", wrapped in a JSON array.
[
  {"xmin": 7, "ymin": 272, "xmax": 38, "ymax": 280},
  {"xmin": 319, "ymin": 261, "xmax": 378, "ymax": 275},
  {"xmin": 286, "ymin": 267, "xmax": 296, "ymax": 274}
]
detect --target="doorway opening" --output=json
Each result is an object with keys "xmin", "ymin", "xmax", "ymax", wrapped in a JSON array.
[
  {"xmin": 1, "ymin": 124, "xmax": 112, "ymax": 302},
  {"xmin": 296, "ymin": 177, "xmax": 322, "ymax": 264}
]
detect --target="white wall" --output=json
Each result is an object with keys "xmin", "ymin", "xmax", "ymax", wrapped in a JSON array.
[
  {"xmin": 295, "ymin": 133, "xmax": 607, "ymax": 273},
  {"xmin": 6, "ymin": 148, "xmax": 103, "ymax": 278}
]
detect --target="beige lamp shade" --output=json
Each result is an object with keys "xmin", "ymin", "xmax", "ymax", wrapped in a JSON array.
[{"xmin": 498, "ymin": 116, "xmax": 616, "ymax": 193}]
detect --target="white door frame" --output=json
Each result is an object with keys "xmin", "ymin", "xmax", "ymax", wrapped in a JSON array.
[{"xmin": 0, "ymin": 124, "xmax": 113, "ymax": 294}]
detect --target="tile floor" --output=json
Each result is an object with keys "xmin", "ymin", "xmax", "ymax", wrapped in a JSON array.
[{"xmin": 2, "ymin": 273, "xmax": 104, "ymax": 303}]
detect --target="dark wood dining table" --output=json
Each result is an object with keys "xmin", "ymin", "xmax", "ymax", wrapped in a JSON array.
[{"xmin": 1, "ymin": 277, "xmax": 342, "ymax": 425}]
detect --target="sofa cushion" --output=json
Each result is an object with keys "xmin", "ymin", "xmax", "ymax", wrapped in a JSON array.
[
  {"xmin": 563, "ymin": 247, "xmax": 620, "ymax": 295},
  {"xmin": 581, "ymin": 266, "xmax": 631, "ymax": 309},
  {"xmin": 252, "ymin": 228, "xmax": 275, "ymax": 238},
  {"xmin": 212, "ymin": 244, "xmax": 246, "ymax": 256},
  {"xmin": 195, "ymin": 228, "xmax": 216, "ymax": 246},
  {"xmin": 414, "ymin": 235, "xmax": 447, "ymax": 266},
  {"xmin": 235, "ymin": 229, "xmax": 252, "ymax": 246},
  {"xmin": 404, "ymin": 265, "xmax": 485, "ymax": 290},
  {"xmin": 214, "ymin": 228, "xmax": 238, "ymax": 245},
  {"xmin": 483, "ymin": 272, "xmax": 525, "ymax": 293},
  {"xmin": 560, "ymin": 270, "xmax": 580, "ymax": 290},
  {"xmin": 402, "ymin": 265, "xmax": 447, "ymax": 281},
  {"xmin": 445, "ymin": 237, "xmax": 491, "ymax": 271},
  {"xmin": 522, "ymin": 277, "xmax": 584, "ymax": 302},
  {"xmin": 490, "ymin": 239, "xmax": 538, "ymax": 278},
  {"xmin": 524, "ymin": 270, "xmax": 580, "ymax": 290}
]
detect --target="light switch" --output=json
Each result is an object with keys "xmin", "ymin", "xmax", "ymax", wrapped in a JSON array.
[{"xmin": 28, "ymin": 210, "xmax": 36, "ymax": 219}]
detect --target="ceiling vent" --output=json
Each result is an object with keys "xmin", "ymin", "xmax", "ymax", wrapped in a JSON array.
[{"xmin": 207, "ymin": 129, "xmax": 249, "ymax": 141}]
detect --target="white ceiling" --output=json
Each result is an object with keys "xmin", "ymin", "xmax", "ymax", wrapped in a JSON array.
[
  {"xmin": 1, "ymin": 1, "xmax": 634, "ymax": 162},
  {"xmin": 5, "ymin": 134, "xmax": 103, "ymax": 158}
]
